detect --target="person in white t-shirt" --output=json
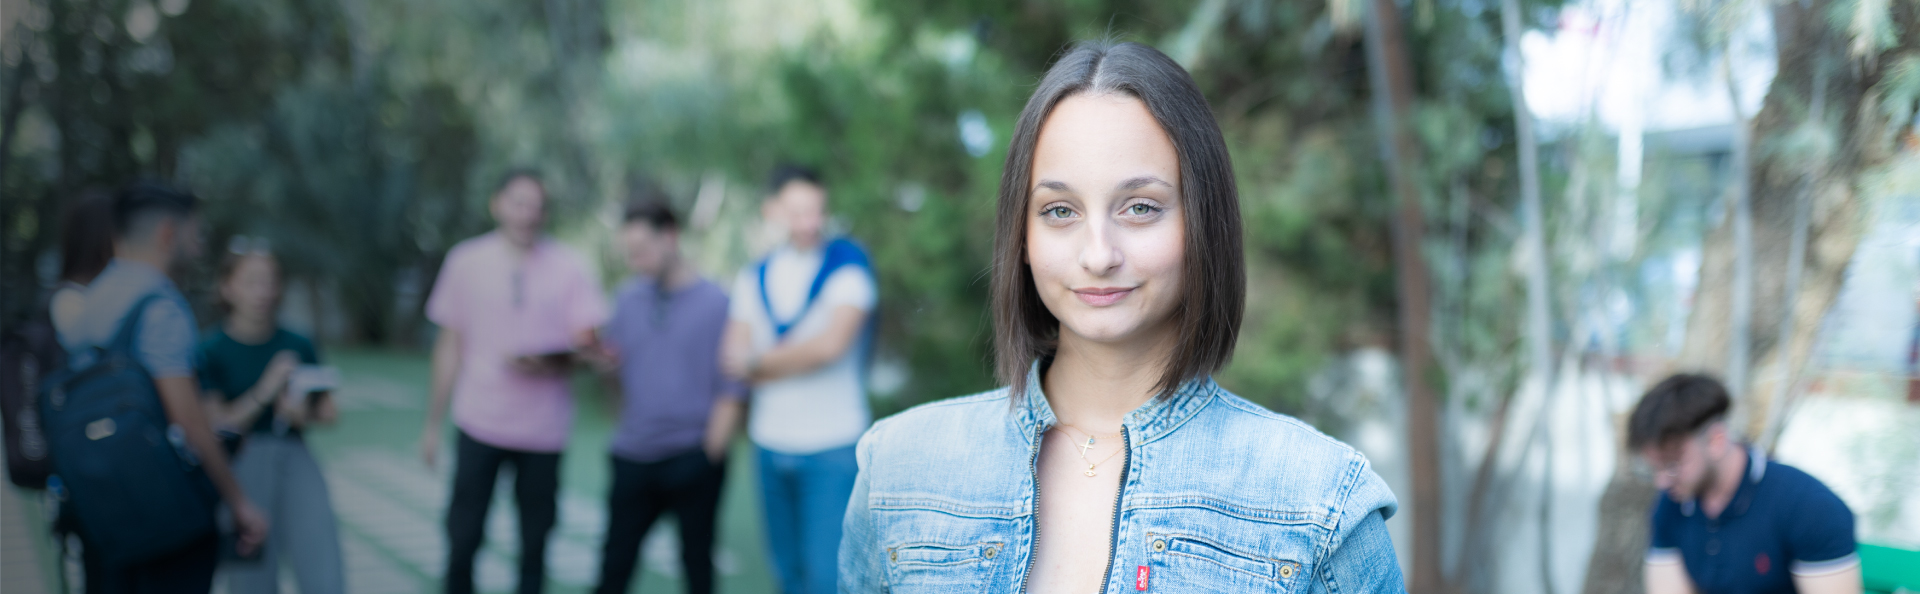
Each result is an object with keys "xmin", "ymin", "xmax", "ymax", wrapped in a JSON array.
[{"xmin": 723, "ymin": 164, "xmax": 875, "ymax": 594}]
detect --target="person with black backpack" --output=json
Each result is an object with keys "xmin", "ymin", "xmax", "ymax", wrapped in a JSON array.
[{"xmin": 45, "ymin": 182, "xmax": 269, "ymax": 592}]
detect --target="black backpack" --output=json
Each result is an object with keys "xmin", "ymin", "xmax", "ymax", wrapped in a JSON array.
[
  {"xmin": 0, "ymin": 319, "xmax": 60, "ymax": 488},
  {"xmin": 38, "ymin": 293, "xmax": 219, "ymax": 567}
]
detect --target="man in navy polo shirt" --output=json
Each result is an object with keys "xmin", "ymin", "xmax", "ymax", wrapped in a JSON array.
[{"xmin": 1629, "ymin": 373, "xmax": 1862, "ymax": 594}]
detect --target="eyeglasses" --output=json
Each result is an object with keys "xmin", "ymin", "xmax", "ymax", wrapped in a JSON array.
[
  {"xmin": 1632, "ymin": 459, "xmax": 1684, "ymax": 482},
  {"xmin": 1632, "ymin": 430, "xmax": 1712, "ymax": 481}
]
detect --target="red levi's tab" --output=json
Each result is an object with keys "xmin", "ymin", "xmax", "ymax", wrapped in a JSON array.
[{"xmin": 1136, "ymin": 565, "xmax": 1150, "ymax": 590}]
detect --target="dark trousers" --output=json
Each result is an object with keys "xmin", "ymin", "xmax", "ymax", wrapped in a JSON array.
[
  {"xmin": 81, "ymin": 531, "xmax": 218, "ymax": 594},
  {"xmin": 594, "ymin": 449, "xmax": 727, "ymax": 594},
  {"xmin": 444, "ymin": 431, "xmax": 561, "ymax": 594}
]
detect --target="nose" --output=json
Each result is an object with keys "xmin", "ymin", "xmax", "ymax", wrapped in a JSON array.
[{"xmin": 1078, "ymin": 218, "xmax": 1123, "ymax": 276}]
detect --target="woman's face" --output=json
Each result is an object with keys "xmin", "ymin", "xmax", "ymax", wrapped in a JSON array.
[
  {"xmin": 221, "ymin": 255, "xmax": 281, "ymax": 319},
  {"xmin": 1025, "ymin": 92, "xmax": 1185, "ymax": 347}
]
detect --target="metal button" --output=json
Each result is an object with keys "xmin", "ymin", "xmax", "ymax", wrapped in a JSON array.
[
  {"xmin": 889, "ymin": 550, "xmax": 897, "ymax": 562},
  {"xmin": 1152, "ymin": 539, "xmax": 1166, "ymax": 552},
  {"xmin": 1280, "ymin": 564, "xmax": 1295, "ymax": 579},
  {"xmin": 984, "ymin": 547, "xmax": 997, "ymax": 559}
]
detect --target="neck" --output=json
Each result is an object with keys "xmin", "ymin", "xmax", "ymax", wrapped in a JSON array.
[
  {"xmin": 1041, "ymin": 326, "xmax": 1177, "ymax": 434},
  {"xmin": 225, "ymin": 313, "xmax": 275, "ymax": 344},
  {"xmin": 653, "ymin": 255, "xmax": 696, "ymax": 291},
  {"xmin": 502, "ymin": 229, "xmax": 539, "ymax": 253},
  {"xmin": 115, "ymin": 245, "xmax": 171, "ymax": 275},
  {"xmin": 1702, "ymin": 443, "xmax": 1749, "ymax": 516}
]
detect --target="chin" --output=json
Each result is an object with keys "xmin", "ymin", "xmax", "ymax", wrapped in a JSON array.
[{"xmin": 1057, "ymin": 317, "xmax": 1153, "ymax": 345}]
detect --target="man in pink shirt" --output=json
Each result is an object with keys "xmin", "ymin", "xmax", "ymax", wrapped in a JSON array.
[{"xmin": 418, "ymin": 170, "xmax": 609, "ymax": 594}]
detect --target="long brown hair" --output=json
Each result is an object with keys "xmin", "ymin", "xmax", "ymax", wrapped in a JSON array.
[
  {"xmin": 991, "ymin": 40, "xmax": 1245, "ymax": 400},
  {"xmin": 59, "ymin": 189, "xmax": 116, "ymax": 285}
]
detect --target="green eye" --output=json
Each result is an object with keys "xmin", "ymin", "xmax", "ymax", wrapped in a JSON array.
[
  {"xmin": 1129, "ymin": 204, "xmax": 1154, "ymax": 215},
  {"xmin": 1046, "ymin": 207, "xmax": 1073, "ymax": 218}
]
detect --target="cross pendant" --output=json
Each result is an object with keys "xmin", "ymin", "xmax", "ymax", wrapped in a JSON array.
[
  {"xmin": 1084, "ymin": 464, "xmax": 1097, "ymax": 477},
  {"xmin": 1077, "ymin": 436, "xmax": 1096, "ymax": 457}
]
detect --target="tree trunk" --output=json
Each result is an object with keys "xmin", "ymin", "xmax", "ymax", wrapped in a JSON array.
[
  {"xmin": 1499, "ymin": 0, "xmax": 1560, "ymax": 591},
  {"xmin": 1581, "ymin": 2, "xmax": 1919, "ymax": 592},
  {"xmin": 1362, "ymin": 0, "xmax": 1442, "ymax": 591}
]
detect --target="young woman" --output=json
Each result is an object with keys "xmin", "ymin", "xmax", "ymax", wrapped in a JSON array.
[
  {"xmin": 839, "ymin": 41, "xmax": 1403, "ymax": 593},
  {"xmin": 196, "ymin": 245, "xmax": 345, "ymax": 594}
]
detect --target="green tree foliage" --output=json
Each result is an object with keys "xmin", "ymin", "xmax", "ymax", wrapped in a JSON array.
[{"xmin": 3, "ymin": 0, "xmax": 1569, "ymax": 422}]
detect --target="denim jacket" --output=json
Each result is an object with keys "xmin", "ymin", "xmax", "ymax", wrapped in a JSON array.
[{"xmin": 839, "ymin": 367, "xmax": 1405, "ymax": 593}]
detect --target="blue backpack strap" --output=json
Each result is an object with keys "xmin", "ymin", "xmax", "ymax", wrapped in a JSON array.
[
  {"xmin": 756, "ymin": 257, "xmax": 786, "ymax": 337},
  {"xmin": 759, "ymin": 238, "xmax": 871, "ymax": 340}
]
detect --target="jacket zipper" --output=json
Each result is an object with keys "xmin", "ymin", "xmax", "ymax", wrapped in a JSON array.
[
  {"xmin": 1021, "ymin": 426, "xmax": 1047, "ymax": 593},
  {"xmin": 1096, "ymin": 427, "xmax": 1132, "ymax": 594}
]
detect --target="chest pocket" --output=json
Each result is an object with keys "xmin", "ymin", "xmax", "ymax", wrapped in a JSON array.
[
  {"xmin": 874, "ymin": 504, "xmax": 1014, "ymax": 593},
  {"xmin": 886, "ymin": 541, "xmax": 1004, "ymax": 589},
  {"xmin": 1144, "ymin": 532, "xmax": 1307, "ymax": 593}
]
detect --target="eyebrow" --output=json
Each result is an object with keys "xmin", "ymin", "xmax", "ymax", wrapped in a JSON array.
[
  {"xmin": 1119, "ymin": 175, "xmax": 1174, "ymax": 191},
  {"xmin": 1032, "ymin": 176, "xmax": 1174, "ymax": 193}
]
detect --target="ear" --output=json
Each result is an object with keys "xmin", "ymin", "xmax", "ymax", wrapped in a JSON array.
[
  {"xmin": 1707, "ymin": 423, "xmax": 1731, "ymax": 452},
  {"xmin": 490, "ymin": 192, "xmax": 511, "ymax": 217},
  {"xmin": 154, "ymin": 217, "xmax": 177, "ymax": 250}
]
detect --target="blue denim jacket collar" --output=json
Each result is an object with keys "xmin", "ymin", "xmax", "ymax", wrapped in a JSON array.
[{"xmin": 1011, "ymin": 361, "xmax": 1221, "ymax": 448}]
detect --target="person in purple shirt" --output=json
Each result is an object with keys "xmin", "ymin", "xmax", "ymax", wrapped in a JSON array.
[{"xmin": 583, "ymin": 191, "xmax": 745, "ymax": 594}]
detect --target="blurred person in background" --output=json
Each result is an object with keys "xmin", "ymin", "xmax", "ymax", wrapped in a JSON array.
[
  {"xmin": 57, "ymin": 182, "xmax": 268, "ymax": 592},
  {"xmin": 1632, "ymin": 373, "xmax": 1861, "ymax": 594},
  {"xmin": 419, "ymin": 170, "xmax": 609, "ymax": 594},
  {"xmin": 836, "ymin": 40, "xmax": 1402, "ymax": 594},
  {"xmin": 0, "ymin": 190, "xmax": 111, "ymax": 497},
  {"xmin": 721, "ymin": 164, "xmax": 875, "ymax": 594},
  {"xmin": 584, "ymin": 187, "xmax": 743, "ymax": 594},
  {"xmin": 49, "ymin": 190, "xmax": 117, "ymax": 341},
  {"xmin": 196, "ymin": 242, "xmax": 343, "ymax": 594}
]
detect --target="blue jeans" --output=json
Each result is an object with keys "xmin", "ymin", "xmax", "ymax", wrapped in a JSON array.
[{"xmin": 757, "ymin": 444, "xmax": 858, "ymax": 594}]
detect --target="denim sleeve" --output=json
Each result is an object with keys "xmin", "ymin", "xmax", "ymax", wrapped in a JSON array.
[
  {"xmin": 1312, "ymin": 454, "xmax": 1407, "ymax": 594},
  {"xmin": 839, "ymin": 426, "xmax": 888, "ymax": 593}
]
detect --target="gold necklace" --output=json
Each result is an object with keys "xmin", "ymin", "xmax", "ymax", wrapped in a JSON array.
[{"xmin": 1055, "ymin": 424, "xmax": 1124, "ymax": 477}]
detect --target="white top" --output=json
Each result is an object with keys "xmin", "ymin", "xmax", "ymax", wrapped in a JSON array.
[{"xmin": 730, "ymin": 243, "xmax": 876, "ymax": 455}]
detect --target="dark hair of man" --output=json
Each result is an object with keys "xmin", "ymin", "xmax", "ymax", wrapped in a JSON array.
[
  {"xmin": 494, "ymin": 168, "xmax": 545, "ymax": 196},
  {"xmin": 1626, "ymin": 373, "xmax": 1733, "ymax": 451},
  {"xmin": 59, "ymin": 188, "xmax": 116, "ymax": 285},
  {"xmin": 990, "ymin": 40, "xmax": 1245, "ymax": 400},
  {"xmin": 112, "ymin": 181, "xmax": 199, "ymax": 242},
  {"xmin": 623, "ymin": 179, "xmax": 680, "ymax": 232},
  {"xmin": 766, "ymin": 163, "xmax": 823, "ymax": 195}
]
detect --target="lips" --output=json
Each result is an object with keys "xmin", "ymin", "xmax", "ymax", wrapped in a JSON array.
[{"xmin": 1073, "ymin": 287, "xmax": 1134, "ymax": 307}]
